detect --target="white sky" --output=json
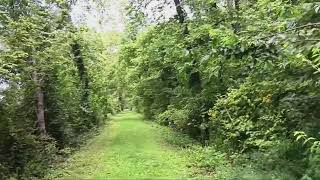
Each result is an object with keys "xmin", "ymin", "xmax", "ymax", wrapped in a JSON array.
[
  {"xmin": 70, "ymin": 0, "xmax": 182, "ymax": 32},
  {"xmin": 0, "ymin": 81, "xmax": 9, "ymax": 100},
  {"xmin": 71, "ymin": 0, "xmax": 127, "ymax": 32}
]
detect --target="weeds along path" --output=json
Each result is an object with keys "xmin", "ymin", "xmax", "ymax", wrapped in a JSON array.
[{"xmin": 48, "ymin": 112, "xmax": 191, "ymax": 179}]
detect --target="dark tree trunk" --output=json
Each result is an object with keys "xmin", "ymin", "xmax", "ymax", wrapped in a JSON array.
[
  {"xmin": 72, "ymin": 43, "xmax": 90, "ymax": 107},
  {"xmin": 235, "ymin": 0, "xmax": 240, "ymax": 10},
  {"xmin": 173, "ymin": 0, "xmax": 185, "ymax": 23},
  {"xmin": 232, "ymin": 0, "xmax": 241, "ymax": 33},
  {"xmin": 118, "ymin": 90, "xmax": 125, "ymax": 111}
]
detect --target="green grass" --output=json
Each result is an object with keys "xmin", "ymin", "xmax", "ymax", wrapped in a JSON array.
[{"xmin": 47, "ymin": 112, "xmax": 192, "ymax": 179}]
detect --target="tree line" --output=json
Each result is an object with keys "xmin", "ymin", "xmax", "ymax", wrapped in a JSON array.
[
  {"xmin": 0, "ymin": 0, "xmax": 122, "ymax": 178},
  {"xmin": 120, "ymin": 0, "xmax": 320, "ymax": 178}
]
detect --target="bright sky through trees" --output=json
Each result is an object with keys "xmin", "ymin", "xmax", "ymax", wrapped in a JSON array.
[{"xmin": 71, "ymin": 0, "xmax": 126, "ymax": 32}]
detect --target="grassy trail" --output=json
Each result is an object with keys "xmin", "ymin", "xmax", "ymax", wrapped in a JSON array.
[{"xmin": 49, "ymin": 112, "xmax": 191, "ymax": 179}]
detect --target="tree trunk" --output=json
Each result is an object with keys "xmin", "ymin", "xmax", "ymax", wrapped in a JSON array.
[
  {"xmin": 230, "ymin": 0, "xmax": 241, "ymax": 33},
  {"xmin": 235, "ymin": 0, "xmax": 240, "ymax": 10},
  {"xmin": 225, "ymin": 0, "xmax": 240, "ymax": 10},
  {"xmin": 72, "ymin": 42, "xmax": 90, "ymax": 107},
  {"xmin": 32, "ymin": 71, "xmax": 47, "ymax": 136},
  {"xmin": 173, "ymin": 0, "xmax": 185, "ymax": 23}
]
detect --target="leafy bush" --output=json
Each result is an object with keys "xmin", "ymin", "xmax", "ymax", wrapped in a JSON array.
[
  {"xmin": 295, "ymin": 132, "xmax": 320, "ymax": 179},
  {"xmin": 158, "ymin": 123, "xmax": 198, "ymax": 148},
  {"xmin": 157, "ymin": 107, "xmax": 190, "ymax": 130},
  {"xmin": 186, "ymin": 146, "xmax": 228, "ymax": 177}
]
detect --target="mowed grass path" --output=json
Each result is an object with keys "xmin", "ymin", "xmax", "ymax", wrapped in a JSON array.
[{"xmin": 49, "ymin": 112, "xmax": 191, "ymax": 179}]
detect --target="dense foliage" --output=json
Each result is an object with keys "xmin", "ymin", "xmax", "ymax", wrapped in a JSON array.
[
  {"xmin": 1, "ymin": 0, "xmax": 320, "ymax": 179},
  {"xmin": 0, "ymin": 0, "xmax": 122, "ymax": 178},
  {"xmin": 120, "ymin": 0, "xmax": 320, "ymax": 178}
]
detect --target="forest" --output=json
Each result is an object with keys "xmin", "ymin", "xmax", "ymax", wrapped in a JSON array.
[{"xmin": 0, "ymin": 0, "xmax": 320, "ymax": 179}]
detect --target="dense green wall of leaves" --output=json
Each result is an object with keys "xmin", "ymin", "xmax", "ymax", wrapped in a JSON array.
[
  {"xmin": 120, "ymin": 0, "xmax": 320, "ymax": 178},
  {"xmin": 0, "ymin": 1, "xmax": 122, "ymax": 178}
]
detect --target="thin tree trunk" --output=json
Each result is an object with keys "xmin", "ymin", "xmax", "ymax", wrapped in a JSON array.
[
  {"xmin": 173, "ymin": 0, "xmax": 185, "ymax": 23},
  {"xmin": 29, "ymin": 55, "xmax": 47, "ymax": 136},
  {"xmin": 72, "ymin": 43, "xmax": 90, "ymax": 108},
  {"xmin": 231, "ymin": 0, "xmax": 241, "ymax": 33},
  {"xmin": 33, "ymin": 72, "xmax": 46, "ymax": 136},
  {"xmin": 235, "ymin": 0, "xmax": 240, "ymax": 10}
]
